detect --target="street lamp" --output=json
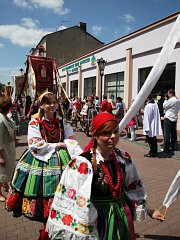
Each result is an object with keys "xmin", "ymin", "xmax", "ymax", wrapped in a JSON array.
[{"xmin": 97, "ymin": 57, "xmax": 106, "ymax": 101}]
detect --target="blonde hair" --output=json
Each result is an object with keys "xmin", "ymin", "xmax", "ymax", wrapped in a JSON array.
[{"xmin": 31, "ymin": 92, "xmax": 57, "ymax": 119}]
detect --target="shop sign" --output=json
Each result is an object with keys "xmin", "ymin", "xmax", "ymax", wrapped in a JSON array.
[{"xmin": 62, "ymin": 55, "xmax": 96, "ymax": 73}]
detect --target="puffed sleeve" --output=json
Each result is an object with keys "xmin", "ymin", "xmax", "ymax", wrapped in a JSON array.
[
  {"xmin": 116, "ymin": 149, "xmax": 147, "ymax": 221},
  {"xmin": 27, "ymin": 119, "xmax": 56, "ymax": 162},
  {"xmin": 63, "ymin": 120, "xmax": 76, "ymax": 140},
  {"xmin": 122, "ymin": 152, "xmax": 147, "ymax": 204}
]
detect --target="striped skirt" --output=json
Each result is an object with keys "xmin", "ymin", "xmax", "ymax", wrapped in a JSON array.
[{"xmin": 7, "ymin": 148, "xmax": 71, "ymax": 222}]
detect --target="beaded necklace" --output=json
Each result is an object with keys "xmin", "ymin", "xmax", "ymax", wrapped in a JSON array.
[
  {"xmin": 100, "ymin": 153, "xmax": 122, "ymax": 199},
  {"xmin": 40, "ymin": 118, "xmax": 61, "ymax": 143}
]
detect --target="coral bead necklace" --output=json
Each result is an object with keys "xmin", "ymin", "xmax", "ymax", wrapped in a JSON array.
[
  {"xmin": 40, "ymin": 119, "xmax": 61, "ymax": 143},
  {"xmin": 100, "ymin": 153, "xmax": 122, "ymax": 199}
]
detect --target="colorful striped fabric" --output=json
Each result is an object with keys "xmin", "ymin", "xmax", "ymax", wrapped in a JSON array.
[{"xmin": 11, "ymin": 148, "xmax": 71, "ymax": 197}]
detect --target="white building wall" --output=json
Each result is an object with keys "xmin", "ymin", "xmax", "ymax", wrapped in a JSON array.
[
  {"xmin": 131, "ymin": 22, "xmax": 174, "ymax": 55},
  {"xmin": 58, "ymin": 14, "xmax": 180, "ymax": 127}
]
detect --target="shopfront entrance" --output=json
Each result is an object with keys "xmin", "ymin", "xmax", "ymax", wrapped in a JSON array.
[{"xmin": 139, "ymin": 63, "xmax": 176, "ymax": 97}]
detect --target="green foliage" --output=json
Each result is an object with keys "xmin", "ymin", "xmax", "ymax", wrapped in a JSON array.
[{"xmin": 0, "ymin": 82, "xmax": 5, "ymax": 94}]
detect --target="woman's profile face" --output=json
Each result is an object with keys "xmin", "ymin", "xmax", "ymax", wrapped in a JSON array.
[{"xmin": 96, "ymin": 126, "xmax": 119, "ymax": 150}]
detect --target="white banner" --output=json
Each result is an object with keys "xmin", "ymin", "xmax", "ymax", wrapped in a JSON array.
[{"xmin": 163, "ymin": 170, "xmax": 180, "ymax": 208}]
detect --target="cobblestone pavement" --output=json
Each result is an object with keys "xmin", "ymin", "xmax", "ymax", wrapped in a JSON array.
[{"xmin": 0, "ymin": 120, "xmax": 179, "ymax": 240}]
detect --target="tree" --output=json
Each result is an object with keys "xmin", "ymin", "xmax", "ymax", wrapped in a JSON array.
[{"xmin": 0, "ymin": 82, "xmax": 5, "ymax": 96}]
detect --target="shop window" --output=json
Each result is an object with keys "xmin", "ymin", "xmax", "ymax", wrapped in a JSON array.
[
  {"xmin": 84, "ymin": 77, "xmax": 96, "ymax": 97},
  {"xmin": 139, "ymin": 63, "xmax": 175, "ymax": 96},
  {"xmin": 104, "ymin": 72, "xmax": 124, "ymax": 99}
]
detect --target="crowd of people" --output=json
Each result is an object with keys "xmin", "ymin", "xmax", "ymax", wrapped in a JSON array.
[
  {"xmin": 62, "ymin": 94, "xmax": 126, "ymax": 136},
  {"xmin": 0, "ymin": 88, "xmax": 179, "ymax": 239},
  {"xmin": 143, "ymin": 89, "xmax": 180, "ymax": 157}
]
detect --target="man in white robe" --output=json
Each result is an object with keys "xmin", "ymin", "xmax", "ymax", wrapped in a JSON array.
[{"xmin": 143, "ymin": 94, "xmax": 162, "ymax": 157}]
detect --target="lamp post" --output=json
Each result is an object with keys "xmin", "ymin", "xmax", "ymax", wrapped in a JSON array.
[{"xmin": 97, "ymin": 57, "xmax": 106, "ymax": 101}]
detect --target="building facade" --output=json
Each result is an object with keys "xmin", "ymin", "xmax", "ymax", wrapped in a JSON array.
[
  {"xmin": 30, "ymin": 22, "xmax": 104, "ymax": 67},
  {"xmin": 58, "ymin": 12, "xmax": 180, "ymax": 128}
]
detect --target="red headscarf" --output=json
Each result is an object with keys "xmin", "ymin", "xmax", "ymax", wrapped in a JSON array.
[
  {"xmin": 83, "ymin": 112, "xmax": 118, "ymax": 152},
  {"xmin": 91, "ymin": 112, "xmax": 117, "ymax": 135}
]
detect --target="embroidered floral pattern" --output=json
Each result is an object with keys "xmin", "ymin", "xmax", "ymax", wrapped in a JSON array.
[
  {"xmin": 77, "ymin": 162, "xmax": 88, "ymax": 174},
  {"xmin": 50, "ymin": 208, "xmax": 94, "ymax": 234},
  {"xmin": 68, "ymin": 135, "xmax": 76, "ymax": 140},
  {"xmin": 29, "ymin": 120, "xmax": 39, "ymax": 126},
  {"xmin": 22, "ymin": 198, "xmax": 29, "ymax": 214},
  {"xmin": 76, "ymin": 223, "xmax": 90, "ymax": 234},
  {"xmin": 127, "ymin": 180, "xmax": 143, "ymax": 190},
  {"xmin": 62, "ymin": 214, "xmax": 73, "ymax": 226},
  {"xmin": 21, "ymin": 198, "xmax": 43, "ymax": 217},
  {"xmin": 28, "ymin": 137, "xmax": 42, "ymax": 145},
  {"xmin": 125, "ymin": 151, "xmax": 131, "ymax": 159},
  {"xmin": 68, "ymin": 188, "xmax": 76, "ymax": 199},
  {"xmin": 56, "ymin": 184, "xmax": 62, "ymax": 193},
  {"xmin": 128, "ymin": 181, "xmax": 137, "ymax": 190},
  {"xmin": 50, "ymin": 209, "xmax": 57, "ymax": 219},
  {"xmin": 97, "ymin": 170, "xmax": 109, "ymax": 193},
  {"xmin": 56, "ymin": 184, "xmax": 90, "ymax": 208},
  {"xmin": 33, "ymin": 150, "xmax": 38, "ymax": 155},
  {"xmin": 69, "ymin": 158, "xmax": 91, "ymax": 174},
  {"xmin": 77, "ymin": 196, "xmax": 87, "ymax": 208}
]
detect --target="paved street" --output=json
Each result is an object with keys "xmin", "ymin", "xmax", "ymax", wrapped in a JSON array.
[{"xmin": 0, "ymin": 120, "xmax": 179, "ymax": 240}]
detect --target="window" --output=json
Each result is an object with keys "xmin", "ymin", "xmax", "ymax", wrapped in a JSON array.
[
  {"xmin": 70, "ymin": 80, "xmax": 78, "ymax": 97},
  {"xmin": 84, "ymin": 77, "xmax": 96, "ymax": 97},
  {"xmin": 139, "ymin": 63, "xmax": 176, "ymax": 96},
  {"xmin": 104, "ymin": 72, "xmax": 124, "ymax": 98}
]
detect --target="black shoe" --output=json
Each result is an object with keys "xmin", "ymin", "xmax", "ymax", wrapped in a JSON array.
[
  {"xmin": 160, "ymin": 149, "xmax": 170, "ymax": 154},
  {"xmin": 144, "ymin": 153, "xmax": 156, "ymax": 157}
]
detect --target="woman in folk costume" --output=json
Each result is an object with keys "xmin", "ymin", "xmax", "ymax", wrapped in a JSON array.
[
  {"xmin": 6, "ymin": 92, "xmax": 82, "ymax": 239},
  {"xmin": 47, "ymin": 112, "xmax": 164, "ymax": 240}
]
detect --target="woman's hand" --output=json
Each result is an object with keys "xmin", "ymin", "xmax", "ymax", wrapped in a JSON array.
[
  {"xmin": 55, "ymin": 142, "xmax": 67, "ymax": 150},
  {"xmin": 151, "ymin": 209, "xmax": 165, "ymax": 221}
]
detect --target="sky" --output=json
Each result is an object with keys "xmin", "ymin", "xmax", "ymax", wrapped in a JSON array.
[{"xmin": 0, "ymin": 0, "xmax": 180, "ymax": 85}]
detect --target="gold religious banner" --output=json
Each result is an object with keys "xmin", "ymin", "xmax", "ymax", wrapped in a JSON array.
[
  {"xmin": 4, "ymin": 85, "xmax": 13, "ymax": 97},
  {"xmin": 15, "ymin": 75, "xmax": 28, "ymax": 96}
]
